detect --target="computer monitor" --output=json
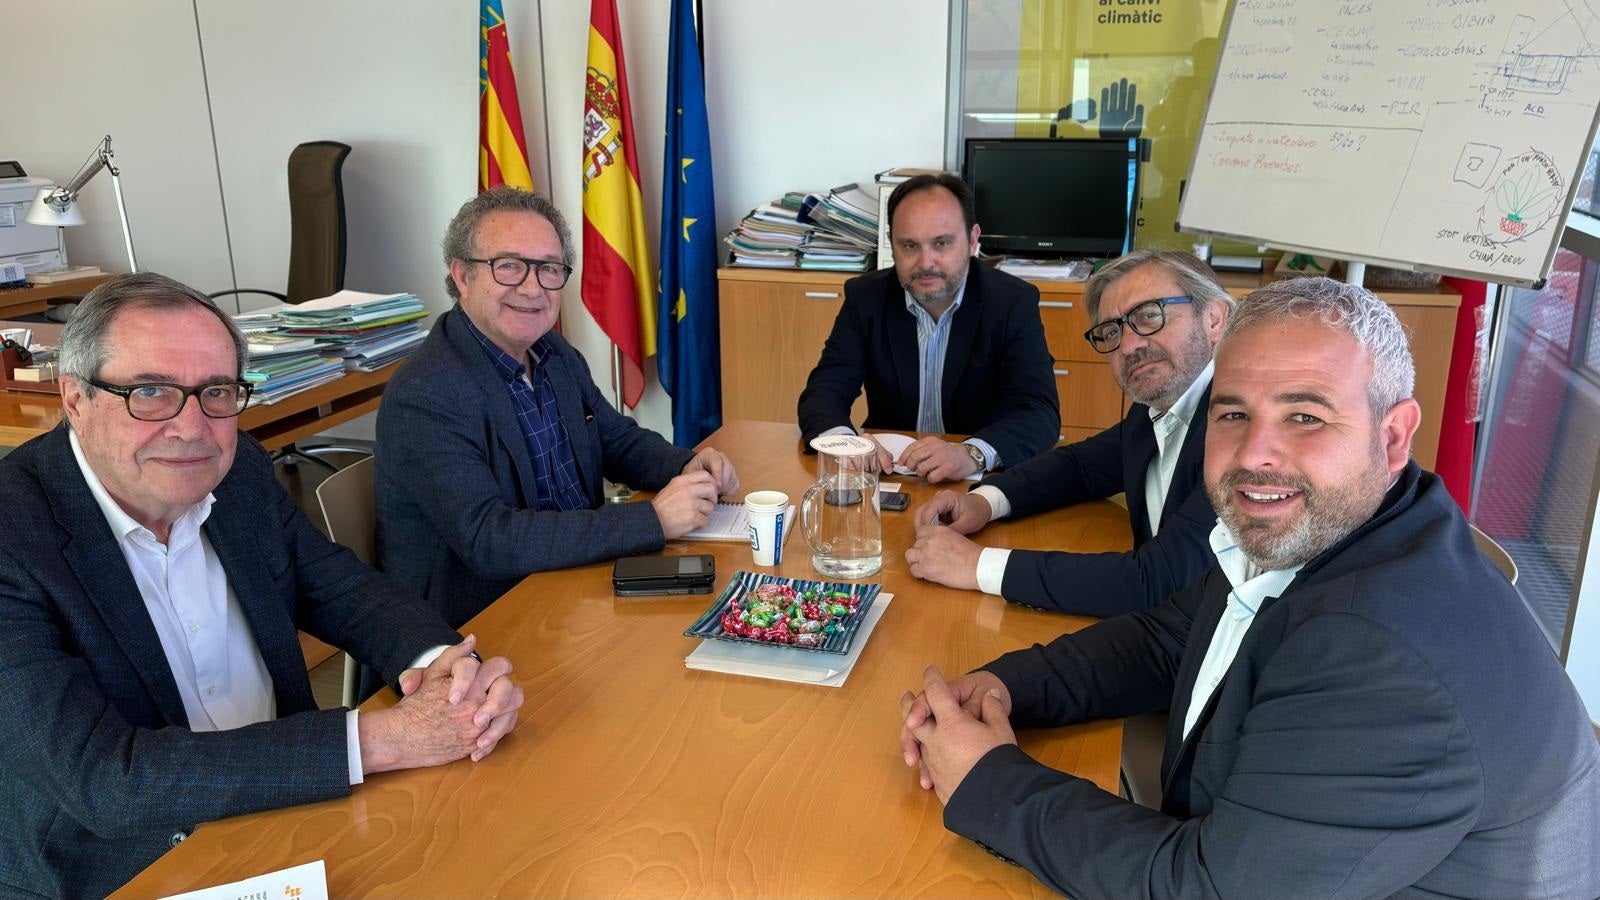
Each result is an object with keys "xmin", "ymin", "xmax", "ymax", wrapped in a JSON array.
[{"xmin": 962, "ymin": 137, "xmax": 1140, "ymax": 258}]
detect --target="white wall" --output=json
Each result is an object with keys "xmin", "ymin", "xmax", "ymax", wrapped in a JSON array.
[
  {"xmin": 196, "ymin": 0, "xmax": 477, "ymax": 315},
  {"xmin": 5, "ymin": 0, "xmax": 232, "ymax": 289},
  {"xmin": 3, "ymin": 0, "xmax": 948, "ymax": 439}
]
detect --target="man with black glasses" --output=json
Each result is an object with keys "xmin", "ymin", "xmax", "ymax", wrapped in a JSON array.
[
  {"xmin": 376, "ymin": 186, "xmax": 739, "ymax": 629},
  {"xmin": 0, "ymin": 273, "xmax": 524, "ymax": 898},
  {"xmin": 907, "ymin": 250, "xmax": 1231, "ymax": 618}
]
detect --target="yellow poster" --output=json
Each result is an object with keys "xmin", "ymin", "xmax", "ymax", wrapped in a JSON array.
[{"xmin": 1012, "ymin": 0, "xmax": 1230, "ymax": 250}]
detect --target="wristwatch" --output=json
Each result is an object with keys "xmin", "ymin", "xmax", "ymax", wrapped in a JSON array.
[{"xmin": 963, "ymin": 441, "xmax": 987, "ymax": 473}]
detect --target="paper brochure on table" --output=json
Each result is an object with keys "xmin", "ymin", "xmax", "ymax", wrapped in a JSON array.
[
  {"xmin": 685, "ymin": 595, "xmax": 891, "ymax": 687},
  {"xmin": 159, "ymin": 859, "xmax": 327, "ymax": 900},
  {"xmin": 869, "ymin": 432, "xmax": 982, "ymax": 481}
]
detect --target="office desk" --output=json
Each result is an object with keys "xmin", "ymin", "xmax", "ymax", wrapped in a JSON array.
[
  {"xmin": 0, "ymin": 366, "xmax": 394, "ymax": 450},
  {"xmin": 117, "ymin": 420, "xmax": 1131, "ymax": 898},
  {"xmin": 0, "ymin": 274, "xmax": 114, "ymax": 319}
]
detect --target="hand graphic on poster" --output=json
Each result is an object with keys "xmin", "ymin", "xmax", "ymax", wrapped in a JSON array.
[{"xmin": 1099, "ymin": 78, "xmax": 1145, "ymax": 137}]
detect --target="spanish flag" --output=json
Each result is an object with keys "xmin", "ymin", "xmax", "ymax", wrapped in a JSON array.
[
  {"xmin": 581, "ymin": 0, "xmax": 654, "ymax": 409},
  {"xmin": 479, "ymin": 0, "xmax": 533, "ymax": 191}
]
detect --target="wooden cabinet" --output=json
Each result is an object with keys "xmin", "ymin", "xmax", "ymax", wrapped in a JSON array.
[{"xmin": 716, "ymin": 267, "xmax": 1460, "ymax": 469}]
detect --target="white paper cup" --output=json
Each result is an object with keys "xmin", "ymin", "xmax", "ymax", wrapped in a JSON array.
[{"xmin": 744, "ymin": 490, "xmax": 789, "ymax": 566}]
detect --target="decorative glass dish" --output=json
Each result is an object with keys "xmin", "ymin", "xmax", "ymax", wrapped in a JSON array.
[{"xmin": 684, "ymin": 570, "xmax": 882, "ymax": 655}]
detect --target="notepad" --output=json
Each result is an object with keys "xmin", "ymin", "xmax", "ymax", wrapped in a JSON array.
[{"xmin": 684, "ymin": 502, "xmax": 797, "ymax": 542}]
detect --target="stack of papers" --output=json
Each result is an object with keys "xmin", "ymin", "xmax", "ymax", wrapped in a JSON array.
[
  {"xmin": 276, "ymin": 291, "xmax": 427, "ymax": 330},
  {"xmin": 996, "ymin": 258, "xmax": 1094, "ymax": 282},
  {"xmin": 725, "ymin": 184, "xmax": 878, "ymax": 272},
  {"xmin": 684, "ymin": 596, "xmax": 891, "ymax": 687},
  {"xmin": 243, "ymin": 353, "xmax": 345, "ymax": 404}
]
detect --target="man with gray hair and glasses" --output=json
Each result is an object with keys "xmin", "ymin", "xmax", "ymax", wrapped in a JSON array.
[
  {"xmin": 377, "ymin": 186, "xmax": 739, "ymax": 630},
  {"xmin": 0, "ymin": 273, "xmax": 524, "ymax": 898},
  {"xmin": 898, "ymin": 276, "xmax": 1600, "ymax": 898},
  {"xmin": 908, "ymin": 250, "xmax": 1232, "ymax": 618}
]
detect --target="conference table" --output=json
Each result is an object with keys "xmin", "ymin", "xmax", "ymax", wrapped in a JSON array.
[{"xmin": 116, "ymin": 420, "xmax": 1132, "ymax": 898}]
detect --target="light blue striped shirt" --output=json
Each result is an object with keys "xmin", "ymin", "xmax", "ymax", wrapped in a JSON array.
[{"xmin": 904, "ymin": 278, "xmax": 998, "ymax": 469}]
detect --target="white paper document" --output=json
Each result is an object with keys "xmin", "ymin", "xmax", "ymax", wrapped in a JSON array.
[
  {"xmin": 869, "ymin": 433, "xmax": 982, "ymax": 481},
  {"xmin": 684, "ymin": 595, "xmax": 892, "ymax": 688},
  {"xmin": 160, "ymin": 859, "xmax": 328, "ymax": 900}
]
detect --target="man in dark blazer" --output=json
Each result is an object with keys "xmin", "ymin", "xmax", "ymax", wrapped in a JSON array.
[
  {"xmin": 899, "ymin": 277, "xmax": 1600, "ymax": 898},
  {"xmin": 796, "ymin": 174, "xmax": 1059, "ymax": 483},
  {"xmin": 906, "ymin": 250, "xmax": 1231, "ymax": 617},
  {"xmin": 0, "ymin": 274, "xmax": 524, "ymax": 898},
  {"xmin": 377, "ymin": 187, "xmax": 738, "ymax": 628}
]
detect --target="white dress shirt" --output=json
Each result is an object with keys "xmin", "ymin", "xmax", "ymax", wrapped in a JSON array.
[
  {"xmin": 69, "ymin": 431, "xmax": 367, "ymax": 784},
  {"xmin": 972, "ymin": 363, "xmax": 1215, "ymax": 595},
  {"xmin": 1181, "ymin": 519, "xmax": 1302, "ymax": 739}
]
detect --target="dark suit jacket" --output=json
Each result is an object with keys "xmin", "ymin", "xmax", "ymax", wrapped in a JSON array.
[
  {"xmin": 0, "ymin": 427, "xmax": 461, "ymax": 899},
  {"xmin": 796, "ymin": 265, "xmax": 1059, "ymax": 466},
  {"xmin": 977, "ymin": 384, "xmax": 1217, "ymax": 616},
  {"xmin": 948, "ymin": 465, "xmax": 1600, "ymax": 899},
  {"xmin": 376, "ymin": 306, "xmax": 695, "ymax": 627}
]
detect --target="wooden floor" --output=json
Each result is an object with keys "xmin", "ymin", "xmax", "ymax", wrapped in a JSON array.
[{"xmin": 274, "ymin": 447, "xmax": 368, "ymax": 710}]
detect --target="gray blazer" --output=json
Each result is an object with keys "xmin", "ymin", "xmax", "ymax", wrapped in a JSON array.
[
  {"xmin": 0, "ymin": 427, "xmax": 461, "ymax": 898},
  {"xmin": 376, "ymin": 306, "xmax": 695, "ymax": 627}
]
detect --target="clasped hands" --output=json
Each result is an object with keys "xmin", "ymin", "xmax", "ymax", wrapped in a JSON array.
[
  {"xmin": 359, "ymin": 634, "xmax": 524, "ymax": 774},
  {"xmin": 653, "ymin": 448, "xmax": 741, "ymax": 539},
  {"xmin": 899, "ymin": 665, "xmax": 1017, "ymax": 804}
]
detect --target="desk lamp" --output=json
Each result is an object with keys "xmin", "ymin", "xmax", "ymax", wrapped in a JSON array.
[{"xmin": 24, "ymin": 134, "xmax": 138, "ymax": 272}]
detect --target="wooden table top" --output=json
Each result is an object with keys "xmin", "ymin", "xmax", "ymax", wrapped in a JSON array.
[{"xmin": 116, "ymin": 420, "xmax": 1131, "ymax": 898}]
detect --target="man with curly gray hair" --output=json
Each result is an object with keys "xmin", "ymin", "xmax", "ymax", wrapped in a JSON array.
[{"xmin": 899, "ymin": 275, "xmax": 1600, "ymax": 898}]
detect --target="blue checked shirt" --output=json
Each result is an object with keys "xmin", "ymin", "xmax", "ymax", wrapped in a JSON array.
[
  {"xmin": 903, "ymin": 278, "xmax": 998, "ymax": 470},
  {"xmin": 462, "ymin": 313, "xmax": 590, "ymax": 512}
]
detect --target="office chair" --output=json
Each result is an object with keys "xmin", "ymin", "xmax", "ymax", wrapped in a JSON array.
[
  {"xmin": 314, "ymin": 455, "xmax": 376, "ymax": 708},
  {"xmin": 211, "ymin": 141, "xmax": 366, "ymax": 471}
]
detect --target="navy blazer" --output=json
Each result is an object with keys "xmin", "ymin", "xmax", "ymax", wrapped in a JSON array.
[
  {"xmin": 796, "ymin": 264, "xmax": 1059, "ymax": 466},
  {"xmin": 0, "ymin": 427, "xmax": 461, "ymax": 898},
  {"xmin": 977, "ymin": 384, "xmax": 1217, "ymax": 616},
  {"xmin": 951, "ymin": 465, "xmax": 1600, "ymax": 899},
  {"xmin": 376, "ymin": 306, "xmax": 695, "ymax": 627}
]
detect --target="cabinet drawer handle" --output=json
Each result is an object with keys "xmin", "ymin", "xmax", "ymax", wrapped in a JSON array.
[
  {"xmin": 803, "ymin": 291, "xmax": 840, "ymax": 299},
  {"xmin": 1039, "ymin": 300, "xmax": 1075, "ymax": 309},
  {"xmin": 1053, "ymin": 367, "xmax": 1070, "ymax": 377}
]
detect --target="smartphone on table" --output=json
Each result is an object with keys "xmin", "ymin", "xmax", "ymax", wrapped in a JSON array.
[{"xmin": 612, "ymin": 553, "xmax": 716, "ymax": 596}]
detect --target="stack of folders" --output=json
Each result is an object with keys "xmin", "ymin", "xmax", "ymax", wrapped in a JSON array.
[
  {"xmin": 277, "ymin": 291, "xmax": 428, "ymax": 374},
  {"xmin": 240, "ymin": 334, "xmax": 345, "ymax": 405},
  {"xmin": 725, "ymin": 183, "xmax": 879, "ymax": 272}
]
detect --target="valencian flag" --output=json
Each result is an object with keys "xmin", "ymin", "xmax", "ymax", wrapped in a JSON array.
[
  {"xmin": 478, "ymin": 0, "xmax": 533, "ymax": 191},
  {"xmin": 581, "ymin": 0, "xmax": 654, "ymax": 409},
  {"xmin": 657, "ymin": 0, "xmax": 720, "ymax": 446}
]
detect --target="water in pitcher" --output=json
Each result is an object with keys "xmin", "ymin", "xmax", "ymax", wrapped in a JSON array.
[
  {"xmin": 807, "ymin": 473, "xmax": 883, "ymax": 578},
  {"xmin": 802, "ymin": 434, "xmax": 883, "ymax": 579}
]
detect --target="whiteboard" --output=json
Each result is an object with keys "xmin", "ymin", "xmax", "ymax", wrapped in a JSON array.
[{"xmin": 1177, "ymin": 0, "xmax": 1600, "ymax": 287}]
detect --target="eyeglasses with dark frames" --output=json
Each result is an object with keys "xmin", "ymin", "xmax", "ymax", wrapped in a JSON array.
[
  {"xmin": 87, "ymin": 378, "xmax": 254, "ymax": 421},
  {"xmin": 466, "ymin": 256, "xmax": 574, "ymax": 291},
  {"xmin": 1083, "ymin": 295, "xmax": 1194, "ymax": 354}
]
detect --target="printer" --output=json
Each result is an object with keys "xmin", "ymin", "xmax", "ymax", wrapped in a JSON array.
[{"xmin": 0, "ymin": 167, "xmax": 69, "ymax": 275}]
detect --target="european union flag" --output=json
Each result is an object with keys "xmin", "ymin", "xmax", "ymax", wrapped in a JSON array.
[{"xmin": 658, "ymin": 0, "xmax": 720, "ymax": 447}]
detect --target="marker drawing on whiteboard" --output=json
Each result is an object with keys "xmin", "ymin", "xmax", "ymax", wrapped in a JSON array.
[{"xmin": 1473, "ymin": 148, "xmax": 1562, "ymax": 245}]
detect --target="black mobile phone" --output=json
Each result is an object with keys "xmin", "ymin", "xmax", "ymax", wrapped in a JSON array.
[
  {"xmin": 612, "ymin": 553, "xmax": 716, "ymax": 596},
  {"xmin": 880, "ymin": 490, "xmax": 910, "ymax": 512}
]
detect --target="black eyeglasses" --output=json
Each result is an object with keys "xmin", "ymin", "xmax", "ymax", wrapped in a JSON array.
[
  {"xmin": 87, "ymin": 378, "xmax": 253, "ymax": 421},
  {"xmin": 466, "ymin": 256, "xmax": 574, "ymax": 291},
  {"xmin": 1084, "ymin": 296, "xmax": 1193, "ymax": 354}
]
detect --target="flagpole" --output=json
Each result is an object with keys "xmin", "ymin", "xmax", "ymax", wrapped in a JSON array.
[{"xmin": 606, "ymin": 342, "xmax": 634, "ymax": 503}]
